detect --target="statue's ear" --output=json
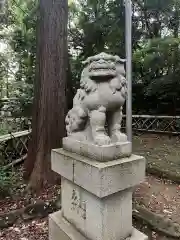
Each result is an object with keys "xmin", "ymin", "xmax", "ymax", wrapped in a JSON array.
[
  {"xmin": 116, "ymin": 63, "xmax": 126, "ymax": 76},
  {"xmin": 82, "ymin": 56, "xmax": 91, "ymax": 66},
  {"xmin": 114, "ymin": 55, "xmax": 126, "ymax": 64},
  {"xmin": 82, "ymin": 60, "xmax": 87, "ymax": 65},
  {"xmin": 80, "ymin": 66, "xmax": 89, "ymax": 83},
  {"xmin": 82, "ymin": 61, "xmax": 89, "ymax": 70}
]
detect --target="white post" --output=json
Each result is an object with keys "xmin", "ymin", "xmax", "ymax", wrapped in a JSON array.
[{"xmin": 125, "ymin": 0, "xmax": 132, "ymax": 142}]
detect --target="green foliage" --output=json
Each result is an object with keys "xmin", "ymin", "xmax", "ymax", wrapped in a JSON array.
[
  {"xmin": 10, "ymin": 0, "xmax": 37, "ymax": 90},
  {"xmin": 133, "ymin": 37, "xmax": 180, "ymax": 114},
  {"xmin": 0, "ymin": 168, "xmax": 19, "ymax": 198},
  {"xmin": 0, "ymin": 0, "xmax": 37, "ymax": 115},
  {"xmin": 0, "ymin": 54, "xmax": 8, "ymax": 97},
  {"xmin": 0, "ymin": 128, "xmax": 9, "ymax": 136},
  {"xmin": 69, "ymin": 0, "xmax": 180, "ymax": 114},
  {"xmin": 1, "ymin": 0, "xmax": 180, "ymax": 115},
  {"xmin": 69, "ymin": 0, "xmax": 127, "ymax": 58}
]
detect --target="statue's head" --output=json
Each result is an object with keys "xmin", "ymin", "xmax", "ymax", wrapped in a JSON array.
[{"xmin": 82, "ymin": 52, "xmax": 126, "ymax": 80}]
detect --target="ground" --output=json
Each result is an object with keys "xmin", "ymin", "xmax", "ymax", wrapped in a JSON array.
[
  {"xmin": 134, "ymin": 175, "xmax": 180, "ymax": 223},
  {"xmin": 1, "ymin": 134, "xmax": 180, "ymax": 240},
  {"xmin": 0, "ymin": 218, "xmax": 48, "ymax": 240},
  {"xmin": 0, "ymin": 216, "xmax": 171, "ymax": 240},
  {"xmin": 133, "ymin": 134, "xmax": 180, "ymax": 180},
  {"xmin": 1, "ymin": 174, "xmax": 179, "ymax": 240},
  {"xmin": 0, "ymin": 184, "xmax": 60, "ymax": 214},
  {"xmin": 133, "ymin": 174, "xmax": 180, "ymax": 239}
]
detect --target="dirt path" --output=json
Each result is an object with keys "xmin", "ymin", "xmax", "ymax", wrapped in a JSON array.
[
  {"xmin": 134, "ymin": 174, "xmax": 180, "ymax": 224},
  {"xmin": 0, "ymin": 218, "xmax": 48, "ymax": 240},
  {"xmin": 1, "ymin": 218, "xmax": 169, "ymax": 240},
  {"xmin": 133, "ymin": 134, "xmax": 180, "ymax": 180},
  {"xmin": 0, "ymin": 185, "xmax": 60, "ymax": 214}
]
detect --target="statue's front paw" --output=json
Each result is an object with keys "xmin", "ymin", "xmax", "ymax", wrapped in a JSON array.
[
  {"xmin": 94, "ymin": 134, "xmax": 111, "ymax": 146},
  {"xmin": 111, "ymin": 131, "xmax": 127, "ymax": 143}
]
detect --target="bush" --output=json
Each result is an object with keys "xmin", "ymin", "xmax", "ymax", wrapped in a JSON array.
[{"xmin": 0, "ymin": 167, "xmax": 19, "ymax": 198}]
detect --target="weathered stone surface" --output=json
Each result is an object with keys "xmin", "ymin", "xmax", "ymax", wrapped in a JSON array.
[
  {"xmin": 51, "ymin": 149, "xmax": 74, "ymax": 182},
  {"xmin": 63, "ymin": 137, "xmax": 131, "ymax": 161},
  {"xmin": 51, "ymin": 149, "xmax": 146, "ymax": 198},
  {"xmin": 65, "ymin": 52, "xmax": 129, "ymax": 148},
  {"xmin": 49, "ymin": 211, "xmax": 148, "ymax": 240},
  {"xmin": 127, "ymin": 229, "xmax": 148, "ymax": 240},
  {"xmin": 49, "ymin": 211, "xmax": 87, "ymax": 240},
  {"xmin": 62, "ymin": 178, "xmax": 132, "ymax": 240}
]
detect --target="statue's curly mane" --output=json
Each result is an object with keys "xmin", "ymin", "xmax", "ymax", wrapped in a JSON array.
[{"xmin": 79, "ymin": 52, "xmax": 126, "ymax": 94}]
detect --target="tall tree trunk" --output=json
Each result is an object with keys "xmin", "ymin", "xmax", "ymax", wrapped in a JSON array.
[
  {"xmin": 24, "ymin": 0, "xmax": 68, "ymax": 191},
  {"xmin": 66, "ymin": 56, "xmax": 74, "ymax": 111}
]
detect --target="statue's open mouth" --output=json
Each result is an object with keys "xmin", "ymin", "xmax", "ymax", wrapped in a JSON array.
[
  {"xmin": 90, "ymin": 67, "xmax": 114, "ymax": 71},
  {"xmin": 89, "ymin": 64, "xmax": 116, "ymax": 71},
  {"xmin": 89, "ymin": 68, "xmax": 116, "ymax": 79}
]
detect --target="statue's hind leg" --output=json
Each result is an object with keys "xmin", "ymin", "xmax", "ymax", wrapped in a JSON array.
[
  {"xmin": 109, "ymin": 107, "xmax": 127, "ymax": 143},
  {"xmin": 90, "ymin": 106, "xmax": 111, "ymax": 146}
]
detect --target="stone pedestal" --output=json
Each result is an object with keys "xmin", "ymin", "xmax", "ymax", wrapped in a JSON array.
[{"xmin": 49, "ymin": 148, "xmax": 148, "ymax": 240}]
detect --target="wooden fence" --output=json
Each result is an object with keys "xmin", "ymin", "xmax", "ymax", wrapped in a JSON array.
[
  {"xmin": 122, "ymin": 115, "xmax": 180, "ymax": 134},
  {"xmin": 0, "ymin": 130, "xmax": 31, "ymax": 166},
  {"xmin": 0, "ymin": 117, "xmax": 31, "ymax": 134},
  {"xmin": 1, "ymin": 115, "xmax": 180, "ymax": 167}
]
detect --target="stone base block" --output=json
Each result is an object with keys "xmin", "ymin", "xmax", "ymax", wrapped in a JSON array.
[
  {"xmin": 49, "ymin": 211, "xmax": 148, "ymax": 240},
  {"xmin": 63, "ymin": 137, "xmax": 132, "ymax": 161},
  {"xmin": 62, "ymin": 178, "xmax": 132, "ymax": 240},
  {"xmin": 51, "ymin": 149, "xmax": 146, "ymax": 198}
]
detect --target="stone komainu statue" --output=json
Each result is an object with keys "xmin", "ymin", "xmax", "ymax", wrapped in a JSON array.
[{"xmin": 65, "ymin": 52, "xmax": 127, "ymax": 146}]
